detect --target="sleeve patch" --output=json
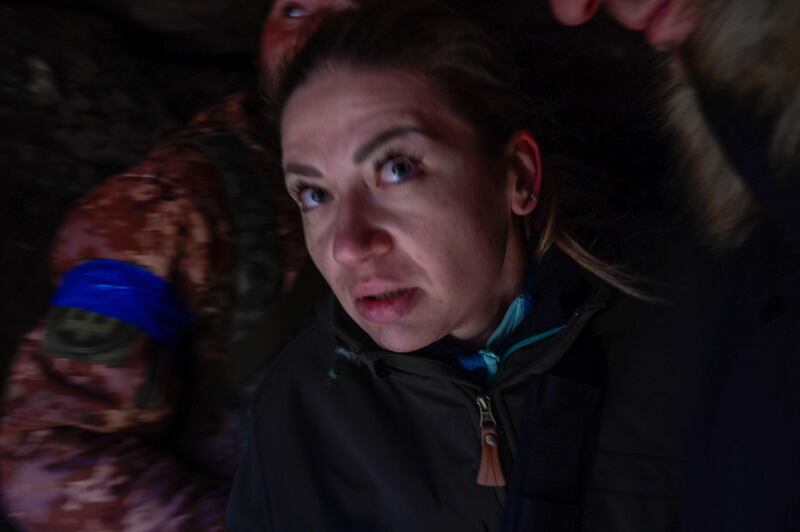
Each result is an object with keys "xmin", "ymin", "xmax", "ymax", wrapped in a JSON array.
[
  {"xmin": 50, "ymin": 259, "xmax": 192, "ymax": 352},
  {"xmin": 45, "ymin": 307, "xmax": 137, "ymax": 365}
]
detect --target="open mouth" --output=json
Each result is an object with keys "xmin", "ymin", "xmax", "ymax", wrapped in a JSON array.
[
  {"xmin": 363, "ymin": 289, "xmax": 409, "ymax": 301},
  {"xmin": 354, "ymin": 288, "xmax": 419, "ymax": 323}
]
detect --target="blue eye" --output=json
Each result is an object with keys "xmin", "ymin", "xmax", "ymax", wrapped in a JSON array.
[
  {"xmin": 376, "ymin": 152, "xmax": 422, "ymax": 185},
  {"xmin": 297, "ymin": 186, "xmax": 330, "ymax": 210},
  {"xmin": 283, "ymin": 3, "xmax": 307, "ymax": 18},
  {"xmin": 288, "ymin": 183, "xmax": 330, "ymax": 211}
]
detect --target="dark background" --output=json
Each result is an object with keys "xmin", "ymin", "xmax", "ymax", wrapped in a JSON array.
[
  {"xmin": 0, "ymin": 0, "xmax": 674, "ymax": 395},
  {"xmin": 0, "ymin": 0, "xmax": 265, "ymax": 366}
]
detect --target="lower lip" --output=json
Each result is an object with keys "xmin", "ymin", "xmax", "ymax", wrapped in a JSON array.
[{"xmin": 355, "ymin": 288, "xmax": 419, "ymax": 324}]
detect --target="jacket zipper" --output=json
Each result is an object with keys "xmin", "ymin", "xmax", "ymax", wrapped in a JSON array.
[{"xmin": 476, "ymin": 395, "xmax": 506, "ymax": 487}]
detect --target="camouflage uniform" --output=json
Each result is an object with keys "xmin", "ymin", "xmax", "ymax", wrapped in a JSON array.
[{"xmin": 0, "ymin": 89, "xmax": 308, "ymax": 531}]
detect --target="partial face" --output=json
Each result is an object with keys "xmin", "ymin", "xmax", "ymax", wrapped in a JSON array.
[
  {"xmin": 281, "ymin": 68, "xmax": 530, "ymax": 352},
  {"xmin": 549, "ymin": 0, "xmax": 698, "ymax": 49},
  {"xmin": 259, "ymin": 0, "xmax": 356, "ymax": 88}
]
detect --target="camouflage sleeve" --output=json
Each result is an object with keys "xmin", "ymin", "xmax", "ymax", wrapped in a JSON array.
[
  {"xmin": 0, "ymin": 145, "xmax": 233, "ymax": 530},
  {"xmin": 0, "ymin": 358, "xmax": 227, "ymax": 532}
]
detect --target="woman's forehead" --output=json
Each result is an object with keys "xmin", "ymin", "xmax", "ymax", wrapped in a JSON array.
[{"xmin": 281, "ymin": 67, "xmax": 473, "ymax": 157}]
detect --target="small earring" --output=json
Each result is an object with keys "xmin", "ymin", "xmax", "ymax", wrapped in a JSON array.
[{"xmin": 528, "ymin": 192, "xmax": 537, "ymax": 204}]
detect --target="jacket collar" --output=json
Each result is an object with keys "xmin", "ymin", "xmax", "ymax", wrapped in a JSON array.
[{"xmin": 319, "ymin": 249, "xmax": 613, "ymax": 389}]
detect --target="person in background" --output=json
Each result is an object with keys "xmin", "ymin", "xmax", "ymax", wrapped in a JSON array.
[
  {"xmin": 0, "ymin": 0, "xmax": 358, "ymax": 530},
  {"xmin": 226, "ymin": 4, "xmax": 674, "ymax": 530},
  {"xmin": 549, "ymin": 1, "xmax": 800, "ymax": 530}
]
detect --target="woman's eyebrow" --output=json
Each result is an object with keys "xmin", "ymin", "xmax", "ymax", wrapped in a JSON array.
[
  {"xmin": 353, "ymin": 126, "xmax": 427, "ymax": 164},
  {"xmin": 284, "ymin": 162, "xmax": 322, "ymax": 177}
]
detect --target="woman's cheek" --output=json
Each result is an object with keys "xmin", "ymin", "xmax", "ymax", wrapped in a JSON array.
[{"xmin": 301, "ymin": 216, "xmax": 327, "ymax": 265}]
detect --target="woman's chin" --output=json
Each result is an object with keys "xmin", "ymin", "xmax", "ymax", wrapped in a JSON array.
[{"xmin": 361, "ymin": 321, "xmax": 441, "ymax": 354}]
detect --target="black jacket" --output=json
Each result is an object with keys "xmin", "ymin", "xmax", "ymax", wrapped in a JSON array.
[
  {"xmin": 226, "ymin": 252, "xmax": 694, "ymax": 531},
  {"xmin": 679, "ymin": 78, "xmax": 800, "ymax": 532}
]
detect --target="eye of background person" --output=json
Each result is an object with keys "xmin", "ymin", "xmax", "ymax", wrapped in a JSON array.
[{"xmin": 283, "ymin": 3, "xmax": 307, "ymax": 18}]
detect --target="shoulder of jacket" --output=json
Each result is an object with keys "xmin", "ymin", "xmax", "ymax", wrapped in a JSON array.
[
  {"xmin": 251, "ymin": 317, "xmax": 334, "ymax": 405},
  {"xmin": 67, "ymin": 144, "xmax": 229, "ymax": 219}
]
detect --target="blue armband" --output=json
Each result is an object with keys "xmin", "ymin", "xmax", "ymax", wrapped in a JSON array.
[{"xmin": 51, "ymin": 259, "xmax": 192, "ymax": 351}]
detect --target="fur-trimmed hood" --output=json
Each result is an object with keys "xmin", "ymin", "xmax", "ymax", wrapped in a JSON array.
[{"xmin": 663, "ymin": 0, "xmax": 800, "ymax": 249}]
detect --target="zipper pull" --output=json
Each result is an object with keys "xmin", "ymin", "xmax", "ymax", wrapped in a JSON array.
[{"xmin": 476, "ymin": 395, "xmax": 506, "ymax": 487}]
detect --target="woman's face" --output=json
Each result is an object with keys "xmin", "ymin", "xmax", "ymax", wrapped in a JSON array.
[{"xmin": 281, "ymin": 67, "xmax": 532, "ymax": 352}]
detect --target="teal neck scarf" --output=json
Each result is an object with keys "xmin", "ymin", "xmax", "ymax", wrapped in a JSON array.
[{"xmin": 457, "ymin": 269, "xmax": 565, "ymax": 384}]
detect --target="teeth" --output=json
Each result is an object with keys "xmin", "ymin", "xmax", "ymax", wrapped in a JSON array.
[{"xmin": 371, "ymin": 289, "xmax": 405, "ymax": 300}]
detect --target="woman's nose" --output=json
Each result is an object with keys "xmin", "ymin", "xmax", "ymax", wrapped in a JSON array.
[{"xmin": 331, "ymin": 196, "xmax": 392, "ymax": 266}]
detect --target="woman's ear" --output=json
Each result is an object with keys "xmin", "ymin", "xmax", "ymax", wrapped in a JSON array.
[{"xmin": 505, "ymin": 130, "xmax": 542, "ymax": 216}]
